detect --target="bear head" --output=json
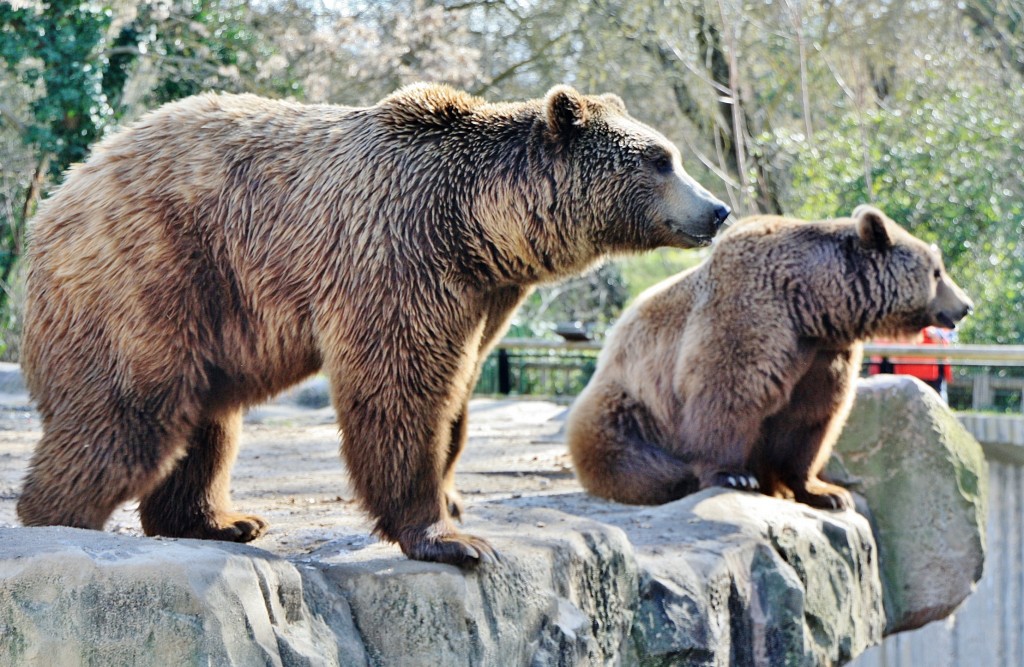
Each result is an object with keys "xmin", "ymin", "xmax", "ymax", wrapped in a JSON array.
[
  {"xmin": 542, "ymin": 86, "xmax": 731, "ymax": 251},
  {"xmin": 853, "ymin": 205, "xmax": 974, "ymax": 336}
]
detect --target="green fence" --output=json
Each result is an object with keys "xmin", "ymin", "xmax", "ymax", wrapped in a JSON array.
[
  {"xmin": 476, "ymin": 339, "xmax": 1024, "ymax": 413},
  {"xmin": 475, "ymin": 339, "xmax": 600, "ymax": 400}
]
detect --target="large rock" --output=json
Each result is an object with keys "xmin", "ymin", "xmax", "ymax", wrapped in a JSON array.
[
  {"xmin": 1, "ymin": 498, "xmax": 880, "ymax": 667},
  {"xmin": 830, "ymin": 376, "xmax": 988, "ymax": 633},
  {"xmin": 311, "ymin": 507, "xmax": 639, "ymax": 666},
  {"xmin": 0, "ymin": 375, "xmax": 987, "ymax": 666},
  {"xmin": 0, "ymin": 517, "xmax": 640, "ymax": 666},
  {"xmin": 595, "ymin": 491, "xmax": 884, "ymax": 666}
]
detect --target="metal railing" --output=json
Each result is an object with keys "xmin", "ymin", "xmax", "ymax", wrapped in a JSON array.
[
  {"xmin": 476, "ymin": 338, "xmax": 601, "ymax": 399},
  {"xmin": 860, "ymin": 343, "xmax": 1024, "ymax": 364},
  {"xmin": 476, "ymin": 339, "xmax": 1024, "ymax": 413}
]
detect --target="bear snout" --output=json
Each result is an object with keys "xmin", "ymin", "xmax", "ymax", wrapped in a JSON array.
[
  {"xmin": 931, "ymin": 276, "xmax": 973, "ymax": 330},
  {"xmin": 934, "ymin": 299, "xmax": 973, "ymax": 330},
  {"xmin": 661, "ymin": 173, "xmax": 732, "ymax": 246},
  {"xmin": 681, "ymin": 200, "xmax": 731, "ymax": 243}
]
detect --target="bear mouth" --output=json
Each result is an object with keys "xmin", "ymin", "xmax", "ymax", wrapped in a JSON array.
[
  {"xmin": 663, "ymin": 216, "xmax": 722, "ymax": 248},
  {"xmin": 934, "ymin": 312, "xmax": 958, "ymax": 330},
  {"xmin": 667, "ymin": 222, "xmax": 716, "ymax": 247}
]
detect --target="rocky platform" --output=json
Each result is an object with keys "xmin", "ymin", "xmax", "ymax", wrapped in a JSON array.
[{"xmin": 0, "ymin": 373, "xmax": 987, "ymax": 666}]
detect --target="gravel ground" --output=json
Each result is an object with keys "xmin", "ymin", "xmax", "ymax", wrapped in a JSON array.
[{"xmin": 0, "ymin": 378, "xmax": 586, "ymax": 559}]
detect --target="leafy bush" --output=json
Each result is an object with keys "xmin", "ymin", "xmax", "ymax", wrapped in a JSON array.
[{"xmin": 776, "ymin": 82, "xmax": 1024, "ymax": 344}]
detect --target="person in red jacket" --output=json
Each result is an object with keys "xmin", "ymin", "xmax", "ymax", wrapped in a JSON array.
[{"xmin": 868, "ymin": 327, "xmax": 953, "ymax": 401}]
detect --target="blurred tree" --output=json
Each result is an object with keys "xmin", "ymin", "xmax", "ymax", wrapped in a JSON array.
[
  {"xmin": 0, "ymin": 1, "xmax": 129, "ymax": 353},
  {"xmin": 0, "ymin": 2, "xmax": 119, "ymax": 178},
  {"xmin": 0, "ymin": 0, "xmax": 1021, "ymax": 345},
  {"xmin": 142, "ymin": 0, "xmax": 295, "ymax": 103},
  {"xmin": 0, "ymin": 0, "xmax": 293, "ymax": 354},
  {"xmin": 960, "ymin": 0, "xmax": 1024, "ymax": 76},
  {"xmin": 512, "ymin": 264, "xmax": 630, "ymax": 339},
  {"xmin": 249, "ymin": 0, "xmax": 483, "ymax": 105},
  {"xmin": 618, "ymin": 248, "xmax": 707, "ymax": 301}
]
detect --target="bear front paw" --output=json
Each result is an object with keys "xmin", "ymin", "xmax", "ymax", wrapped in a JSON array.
[
  {"xmin": 399, "ymin": 522, "xmax": 499, "ymax": 567},
  {"xmin": 197, "ymin": 512, "xmax": 270, "ymax": 542}
]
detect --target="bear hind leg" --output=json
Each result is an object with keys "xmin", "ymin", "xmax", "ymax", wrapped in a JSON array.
[
  {"xmin": 139, "ymin": 408, "xmax": 268, "ymax": 542},
  {"xmin": 567, "ymin": 383, "xmax": 699, "ymax": 505},
  {"xmin": 18, "ymin": 417, "xmax": 182, "ymax": 530},
  {"xmin": 18, "ymin": 432, "xmax": 129, "ymax": 530}
]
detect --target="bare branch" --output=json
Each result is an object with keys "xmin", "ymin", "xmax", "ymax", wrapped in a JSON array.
[
  {"xmin": 782, "ymin": 0, "xmax": 813, "ymax": 137},
  {"xmin": 0, "ymin": 104, "xmax": 26, "ymax": 135},
  {"xmin": 471, "ymin": 31, "xmax": 569, "ymax": 96},
  {"xmin": 960, "ymin": 2, "xmax": 1024, "ymax": 75}
]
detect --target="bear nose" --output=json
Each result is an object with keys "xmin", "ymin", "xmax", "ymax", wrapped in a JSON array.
[{"xmin": 714, "ymin": 204, "xmax": 731, "ymax": 226}]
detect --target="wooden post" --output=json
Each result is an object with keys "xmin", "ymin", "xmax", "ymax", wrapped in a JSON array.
[{"xmin": 973, "ymin": 374, "xmax": 992, "ymax": 412}]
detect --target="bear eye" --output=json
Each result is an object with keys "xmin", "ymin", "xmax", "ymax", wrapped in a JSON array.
[
  {"xmin": 933, "ymin": 268, "xmax": 942, "ymax": 280},
  {"xmin": 651, "ymin": 154, "xmax": 674, "ymax": 175}
]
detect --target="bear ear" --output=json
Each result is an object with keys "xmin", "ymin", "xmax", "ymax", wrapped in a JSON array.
[
  {"xmin": 854, "ymin": 205, "xmax": 892, "ymax": 251},
  {"xmin": 596, "ymin": 93, "xmax": 627, "ymax": 114},
  {"xmin": 545, "ymin": 85, "xmax": 589, "ymax": 139}
]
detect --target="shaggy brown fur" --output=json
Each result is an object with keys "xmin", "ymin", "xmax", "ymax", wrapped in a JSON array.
[
  {"xmin": 17, "ymin": 84, "xmax": 730, "ymax": 566},
  {"xmin": 567, "ymin": 206, "xmax": 973, "ymax": 510}
]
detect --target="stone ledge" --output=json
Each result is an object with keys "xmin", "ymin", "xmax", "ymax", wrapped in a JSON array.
[
  {"xmin": 0, "ymin": 492, "xmax": 881, "ymax": 667},
  {"xmin": 0, "ymin": 376, "xmax": 987, "ymax": 666}
]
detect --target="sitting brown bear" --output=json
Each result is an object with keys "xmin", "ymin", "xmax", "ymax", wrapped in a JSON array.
[
  {"xmin": 567, "ymin": 206, "xmax": 972, "ymax": 510},
  {"xmin": 17, "ymin": 84, "xmax": 730, "ymax": 566}
]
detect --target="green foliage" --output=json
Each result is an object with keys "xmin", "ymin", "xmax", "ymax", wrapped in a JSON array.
[
  {"xmin": 0, "ymin": 1, "xmax": 120, "ymax": 174},
  {"xmin": 617, "ymin": 248, "xmax": 707, "ymax": 302},
  {"xmin": 513, "ymin": 263, "xmax": 629, "ymax": 339},
  {"xmin": 0, "ymin": 0, "xmax": 297, "ymax": 175},
  {"xmin": 778, "ymin": 82, "xmax": 1024, "ymax": 344},
  {"xmin": 142, "ymin": 0, "xmax": 298, "ymax": 104},
  {"xmin": 0, "ymin": 1, "xmax": 136, "ymax": 355},
  {"xmin": 0, "ymin": 1, "xmax": 296, "ymax": 356}
]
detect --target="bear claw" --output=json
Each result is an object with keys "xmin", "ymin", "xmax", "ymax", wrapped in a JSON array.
[
  {"xmin": 711, "ymin": 471, "xmax": 760, "ymax": 492},
  {"xmin": 800, "ymin": 490, "xmax": 853, "ymax": 512},
  {"xmin": 445, "ymin": 489, "xmax": 465, "ymax": 523},
  {"xmin": 400, "ymin": 526, "xmax": 500, "ymax": 567},
  {"xmin": 210, "ymin": 514, "xmax": 269, "ymax": 542},
  {"xmin": 796, "ymin": 480, "xmax": 854, "ymax": 511}
]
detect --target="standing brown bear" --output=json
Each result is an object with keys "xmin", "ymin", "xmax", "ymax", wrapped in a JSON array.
[
  {"xmin": 17, "ymin": 84, "xmax": 731, "ymax": 565},
  {"xmin": 567, "ymin": 206, "xmax": 972, "ymax": 510}
]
